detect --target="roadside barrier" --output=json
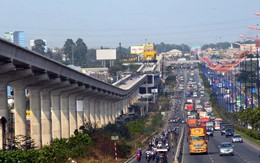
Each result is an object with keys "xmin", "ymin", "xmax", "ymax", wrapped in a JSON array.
[{"xmin": 174, "ymin": 127, "xmax": 185, "ymax": 163}]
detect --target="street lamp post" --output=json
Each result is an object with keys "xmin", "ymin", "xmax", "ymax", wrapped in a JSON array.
[{"xmin": 250, "ymin": 57, "xmax": 254, "ymax": 108}]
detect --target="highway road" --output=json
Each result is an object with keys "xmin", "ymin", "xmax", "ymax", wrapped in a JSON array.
[
  {"xmin": 129, "ymin": 68, "xmax": 186, "ymax": 163},
  {"xmin": 129, "ymin": 64, "xmax": 260, "ymax": 163},
  {"xmin": 182, "ymin": 64, "xmax": 260, "ymax": 163},
  {"xmin": 182, "ymin": 129, "xmax": 260, "ymax": 163}
]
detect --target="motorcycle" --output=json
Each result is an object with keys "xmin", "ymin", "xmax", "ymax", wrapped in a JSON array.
[
  {"xmin": 146, "ymin": 152, "xmax": 151, "ymax": 162},
  {"xmin": 151, "ymin": 151, "xmax": 156, "ymax": 161},
  {"xmin": 136, "ymin": 154, "xmax": 141, "ymax": 162},
  {"xmin": 157, "ymin": 155, "xmax": 167, "ymax": 163}
]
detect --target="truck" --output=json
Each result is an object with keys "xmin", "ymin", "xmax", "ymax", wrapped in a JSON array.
[
  {"xmin": 186, "ymin": 104, "xmax": 194, "ymax": 115},
  {"xmin": 199, "ymin": 111, "xmax": 207, "ymax": 118},
  {"xmin": 188, "ymin": 126, "xmax": 208, "ymax": 154},
  {"xmin": 200, "ymin": 117, "xmax": 210, "ymax": 126},
  {"xmin": 205, "ymin": 106, "xmax": 212, "ymax": 113},
  {"xmin": 187, "ymin": 118, "xmax": 198, "ymax": 127},
  {"xmin": 221, "ymin": 124, "xmax": 234, "ymax": 136},
  {"xmin": 195, "ymin": 99, "xmax": 201, "ymax": 105},
  {"xmin": 206, "ymin": 122, "xmax": 214, "ymax": 131},
  {"xmin": 190, "ymin": 110, "xmax": 198, "ymax": 118}
]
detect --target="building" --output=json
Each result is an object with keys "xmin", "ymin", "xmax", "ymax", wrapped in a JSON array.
[
  {"xmin": 4, "ymin": 32, "xmax": 14, "ymax": 42},
  {"xmin": 13, "ymin": 31, "xmax": 26, "ymax": 47},
  {"xmin": 4, "ymin": 31, "xmax": 26, "ymax": 47}
]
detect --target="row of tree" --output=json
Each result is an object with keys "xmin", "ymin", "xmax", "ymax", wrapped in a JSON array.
[
  {"xmin": 201, "ymin": 40, "xmax": 255, "ymax": 51},
  {"xmin": 31, "ymin": 38, "xmax": 258, "ymax": 71},
  {"xmin": 238, "ymin": 107, "xmax": 260, "ymax": 130}
]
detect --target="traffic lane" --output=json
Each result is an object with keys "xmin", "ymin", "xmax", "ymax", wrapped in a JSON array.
[
  {"xmin": 182, "ymin": 125, "xmax": 212, "ymax": 163},
  {"xmin": 207, "ymin": 131, "xmax": 246, "ymax": 163},
  {"xmin": 131, "ymin": 132, "xmax": 176, "ymax": 163},
  {"xmin": 210, "ymin": 131, "xmax": 260, "ymax": 163}
]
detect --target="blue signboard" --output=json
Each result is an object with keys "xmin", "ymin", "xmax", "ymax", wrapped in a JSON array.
[{"xmin": 250, "ymin": 88, "xmax": 256, "ymax": 93}]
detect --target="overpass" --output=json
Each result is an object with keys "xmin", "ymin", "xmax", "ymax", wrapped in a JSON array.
[{"xmin": 0, "ymin": 38, "xmax": 146, "ymax": 149}]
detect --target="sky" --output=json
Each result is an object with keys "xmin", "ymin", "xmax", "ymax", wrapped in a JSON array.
[{"xmin": 1, "ymin": 0, "xmax": 260, "ymax": 49}]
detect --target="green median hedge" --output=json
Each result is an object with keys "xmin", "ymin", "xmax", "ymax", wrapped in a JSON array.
[{"xmin": 235, "ymin": 125, "xmax": 260, "ymax": 140}]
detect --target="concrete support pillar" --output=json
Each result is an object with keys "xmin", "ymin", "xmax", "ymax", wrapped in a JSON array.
[
  {"xmin": 76, "ymin": 99, "xmax": 84, "ymax": 129},
  {"xmin": 40, "ymin": 90, "xmax": 51, "ymax": 146},
  {"xmin": 116, "ymin": 101, "xmax": 120, "ymax": 116},
  {"xmin": 69, "ymin": 95, "xmax": 77, "ymax": 136},
  {"xmin": 0, "ymin": 82, "xmax": 8, "ymax": 150},
  {"xmin": 89, "ymin": 99, "xmax": 95, "ymax": 124},
  {"xmin": 102, "ymin": 101, "xmax": 108, "ymax": 125},
  {"xmin": 10, "ymin": 73, "xmax": 48, "ymax": 140},
  {"xmin": 12, "ymin": 84, "xmax": 27, "ymax": 137},
  {"xmin": 83, "ymin": 97, "xmax": 90, "ymax": 123},
  {"xmin": 111, "ymin": 102, "xmax": 116, "ymax": 122},
  {"xmin": 50, "ymin": 82, "xmax": 74, "ymax": 139},
  {"xmin": 123, "ymin": 99, "xmax": 127, "ymax": 114},
  {"xmin": 120, "ymin": 100, "xmax": 123, "ymax": 116},
  {"xmin": 106, "ymin": 101, "xmax": 111, "ymax": 123},
  {"xmin": 29, "ymin": 88, "xmax": 41, "ymax": 148},
  {"xmin": 60, "ymin": 96, "xmax": 69, "ymax": 138},
  {"xmin": 51, "ymin": 94, "xmax": 61, "ymax": 139},
  {"xmin": 94, "ymin": 100, "xmax": 101, "ymax": 126}
]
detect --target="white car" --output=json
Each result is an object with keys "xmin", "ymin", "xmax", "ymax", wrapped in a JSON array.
[
  {"xmin": 193, "ymin": 92, "xmax": 198, "ymax": 97},
  {"xmin": 232, "ymin": 135, "xmax": 243, "ymax": 143}
]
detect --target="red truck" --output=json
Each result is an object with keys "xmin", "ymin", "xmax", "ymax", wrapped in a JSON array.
[
  {"xmin": 200, "ymin": 117, "xmax": 210, "ymax": 126},
  {"xmin": 187, "ymin": 104, "xmax": 194, "ymax": 111}
]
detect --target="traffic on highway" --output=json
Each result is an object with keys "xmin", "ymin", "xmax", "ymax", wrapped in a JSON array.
[{"xmin": 129, "ymin": 62, "xmax": 260, "ymax": 163}]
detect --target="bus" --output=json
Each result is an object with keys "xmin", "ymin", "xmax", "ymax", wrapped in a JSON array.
[{"xmin": 214, "ymin": 118, "xmax": 223, "ymax": 130}]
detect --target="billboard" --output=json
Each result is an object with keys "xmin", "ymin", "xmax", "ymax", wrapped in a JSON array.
[
  {"xmin": 96, "ymin": 49, "xmax": 117, "ymax": 60},
  {"xmin": 130, "ymin": 46, "xmax": 144, "ymax": 54},
  {"xmin": 143, "ymin": 43, "xmax": 154, "ymax": 51}
]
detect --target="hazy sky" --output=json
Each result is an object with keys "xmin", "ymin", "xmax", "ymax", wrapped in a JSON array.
[{"xmin": 1, "ymin": 0, "xmax": 260, "ymax": 48}]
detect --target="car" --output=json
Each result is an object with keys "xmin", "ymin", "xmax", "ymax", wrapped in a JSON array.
[
  {"xmin": 206, "ymin": 129, "xmax": 214, "ymax": 137},
  {"xmin": 193, "ymin": 92, "xmax": 198, "ymax": 97},
  {"xmin": 232, "ymin": 135, "xmax": 243, "ymax": 143},
  {"xmin": 225, "ymin": 128, "xmax": 234, "ymax": 137},
  {"xmin": 220, "ymin": 128, "xmax": 226, "ymax": 135},
  {"xmin": 218, "ymin": 142, "xmax": 234, "ymax": 156}
]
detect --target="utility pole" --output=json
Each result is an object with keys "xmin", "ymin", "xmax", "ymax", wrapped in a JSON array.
[{"xmin": 71, "ymin": 45, "xmax": 75, "ymax": 65}]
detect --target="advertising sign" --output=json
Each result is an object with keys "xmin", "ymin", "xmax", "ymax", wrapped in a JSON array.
[
  {"xmin": 143, "ymin": 43, "xmax": 154, "ymax": 51},
  {"xmin": 96, "ymin": 49, "xmax": 117, "ymax": 60},
  {"xmin": 130, "ymin": 46, "xmax": 144, "ymax": 54}
]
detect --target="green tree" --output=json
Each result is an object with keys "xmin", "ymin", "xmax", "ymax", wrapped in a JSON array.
[
  {"xmin": 51, "ymin": 48, "xmax": 63, "ymax": 63},
  {"xmin": 126, "ymin": 121, "xmax": 145, "ymax": 138},
  {"xmin": 32, "ymin": 39, "xmax": 46, "ymax": 55},
  {"xmin": 63, "ymin": 39, "xmax": 75, "ymax": 63},
  {"xmin": 75, "ymin": 38, "xmax": 88, "ymax": 66},
  {"xmin": 238, "ymin": 108, "xmax": 260, "ymax": 130},
  {"xmin": 79, "ymin": 121, "xmax": 98, "ymax": 137}
]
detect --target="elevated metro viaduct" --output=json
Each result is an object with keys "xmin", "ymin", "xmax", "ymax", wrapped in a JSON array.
[{"xmin": 0, "ymin": 38, "xmax": 146, "ymax": 149}]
